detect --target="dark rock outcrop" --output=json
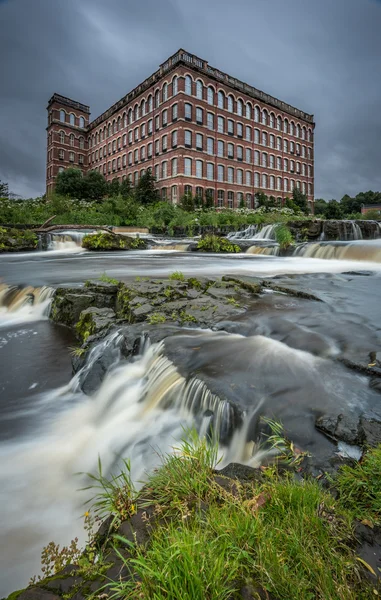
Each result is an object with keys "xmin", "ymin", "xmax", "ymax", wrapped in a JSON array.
[
  {"xmin": 0, "ymin": 227, "xmax": 38, "ymax": 252},
  {"xmin": 316, "ymin": 411, "xmax": 381, "ymax": 447}
]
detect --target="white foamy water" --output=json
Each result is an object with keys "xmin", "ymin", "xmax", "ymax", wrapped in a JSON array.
[{"xmin": 0, "ymin": 285, "xmax": 54, "ymax": 327}]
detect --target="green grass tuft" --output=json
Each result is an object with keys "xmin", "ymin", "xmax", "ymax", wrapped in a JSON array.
[{"xmin": 168, "ymin": 270, "xmax": 185, "ymax": 281}]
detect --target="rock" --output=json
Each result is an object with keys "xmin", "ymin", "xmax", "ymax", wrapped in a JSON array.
[
  {"xmin": 359, "ymin": 412, "xmax": 381, "ymax": 447},
  {"xmin": 316, "ymin": 411, "xmax": 381, "ymax": 447},
  {"xmin": 355, "ymin": 522, "xmax": 381, "ymax": 581},
  {"xmin": 75, "ymin": 307, "xmax": 116, "ymax": 343},
  {"xmin": 0, "ymin": 227, "xmax": 38, "ymax": 253},
  {"xmin": 84, "ymin": 280, "xmax": 120, "ymax": 294},
  {"xmin": 118, "ymin": 506, "xmax": 157, "ymax": 546},
  {"xmin": 45, "ymin": 573, "xmax": 83, "ymax": 594},
  {"xmin": 51, "ymin": 291, "xmax": 96, "ymax": 327},
  {"xmin": 82, "ymin": 232, "xmax": 147, "ymax": 251},
  {"xmin": 131, "ymin": 303, "xmax": 154, "ymax": 322},
  {"xmin": 18, "ymin": 589, "xmax": 61, "ymax": 600},
  {"xmin": 217, "ymin": 463, "xmax": 262, "ymax": 483}
]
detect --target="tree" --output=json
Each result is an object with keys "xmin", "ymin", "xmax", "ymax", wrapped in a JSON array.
[
  {"xmin": 82, "ymin": 170, "xmax": 107, "ymax": 201},
  {"xmin": 204, "ymin": 189, "xmax": 214, "ymax": 209},
  {"xmin": 0, "ymin": 179, "xmax": 9, "ymax": 198},
  {"xmin": 108, "ymin": 178, "xmax": 120, "ymax": 197},
  {"xmin": 292, "ymin": 188, "xmax": 309, "ymax": 214},
  {"xmin": 180, "ymin": 192, "xmax": 194, "ymax": 212},
  {"xmin": 120, "ymin": 177, "xmax": 133, "ymax": 200},
  {"xmin": 313, "ymin": 198, "xmax": 328, "ymax": 217},
  {"xmin": 325, "ymin": 200, "xmax": 343, "ymax": 219},
  {"xmin": 133, "ymin": 169, "xmax": 159, "ymax": 205},
  {"xmin": 55, "ymin": 168, "xmax": 84, "ymax": 198},
  {"xmin": 255, "ymin": 192, "xmax": 268, "ymax": 207}
]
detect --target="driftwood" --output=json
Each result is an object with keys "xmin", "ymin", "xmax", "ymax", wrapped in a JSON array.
[
  {"xmin": 34, "ymin": 223, "xmax": 113, "ymax": 233},
  {"xmin": 40, "ymin": 215, "xmax": 57, "ymax": 229}
]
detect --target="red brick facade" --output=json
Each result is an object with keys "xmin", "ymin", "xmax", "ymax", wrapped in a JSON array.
[{"xmin": 46, "ymin": 49, "xmax": 315, "ymax": 208}]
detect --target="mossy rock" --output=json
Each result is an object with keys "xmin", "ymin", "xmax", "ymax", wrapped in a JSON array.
[
  {"xmin": 75, "ymin": 307, "xmax": 116, "ymax": 343},
  {"xmin": 196, "ymin": 234, "xmax": 241, "ymax": 253},
  {"xmin": 0, "ymin": 227, "xmax": 38, "ymax": 252},
  {"xmin": 82, "ymin": 232, "xmax": 147, "ymax": 251}
]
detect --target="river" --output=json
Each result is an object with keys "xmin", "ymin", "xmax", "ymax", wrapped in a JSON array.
[{"xmin": 1, "ymin": 244, "xmax": 381, "ymax": 594}]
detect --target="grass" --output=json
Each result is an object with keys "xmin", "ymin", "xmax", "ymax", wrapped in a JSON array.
[
  {"xmin": 168, "ymin": 270, "xmax": 185, "ymax": 281},
  {"xmin": 147, "ymin": 312, "xmax": 166, "ymax": 324},
  {"xmin": 69, "ymin": 346, "xmax": 86, "ymax": 358},
  {"xmin": 98, "ymin": 272, "xmax": 119, "ymax": 285},
  {"xmin": 274, "ymin": 223, "xmax": 294, "ymax": 249},
  {"xmin": 335, "ymin": 444, "xmax": 381, "ymax": 524}
]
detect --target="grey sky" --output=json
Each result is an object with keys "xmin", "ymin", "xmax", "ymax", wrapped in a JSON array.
[{"xmin": 0, "ymin": 0, "xmax": 380, "ymax": 200}]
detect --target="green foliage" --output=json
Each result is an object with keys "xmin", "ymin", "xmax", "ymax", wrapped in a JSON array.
[
  {"xmin": 98, "ymin": 273, "xmax": 119, "ymax": 285},
  {"xmin": 133, "ymin": 169, "xmax": 159, "ymax": 205},
  {"xmin": 180, "ymin": 192, "xmax": 195, "ymax": 212},
  {"xmin": 292, "ymin": 188, "xmax": 309, "ymax": 214},
  {"xmin": 335, "ymin": 444, "xmax": 381, "ymax": 524},
  {"xmin": 0, "ymin": 226, "xmax": 38, "ymax": 252},
  {"xmin": 81, "ymin": 169, "xmax": 107, "ymax": 201},
  {"xmin": 107, "ymin": 178, "xmax": 120, "ymax": 197},
  {"xmin": 325, "ymin": 200, "xmax": 343, "ymax": 219},
  {"xmin": 55, "ymin": 168, "xmax": 84, "ymax": 198},
  {"xmin": 0, "ymin": 179, "xmax": 9, "ymax": 198},
  {"xmin": 314, "ymin": 198, "xmax": 328, "ymax": 217},
  {"xmin": 82, "ymin": 232, "xmax": 146, "ymax": 251},
  {"xmin": 274, "ymin": 223, "xmax": 294, "ymax": 249},
  {"xmin": 75, "ymin": 310, "xmax": 96, "ymax": 343},
  {"xmin": 168, "ymin": 270, "xmax": 185, "ymax": 281},
  {"xmin": 147, "ymin": 313, "xmax": 166, "ymax": 324},
  {"xmin": 197, "ymin": 234, "xmax": 241, "ymax": 253},
  {"xmin": 363, "ymin": 209, "xmax": 381, "ymax": 220}
]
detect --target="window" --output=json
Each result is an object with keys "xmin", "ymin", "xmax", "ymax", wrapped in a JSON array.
[
  {"xmin": 185, "ymin": 103, "xmax": 192, "ymax": 120},
  {"xmin": 207, "ymin": 137, "xmax": 214, "ymax": 155},
  {"xmin": 237, "ymin": 99, "xmax": 243, "ymax": 116},
  {"xmin": 185, "ymin": 130, "xmax": 192, "ymax": 147},
  {"xmin": 59, "ymin": 149, "xmax": 65, "ymax": 160},
  {"xmin": 122, "ymin": 134, "xmax": 127, "ymax": 147},
  {"xmin": 216, "ymin": 116, "xmax": 224, "ymax": 133},
  {"xmin": 155, "ymin": 165, "xmax": 160, "ymax": 180},
  {"xmin": 217, "ymin": 165, "xmax": 224, "ymax": 182},
  {"xmin": 254, "ymin": 129, "xmax": 260, "ymax": 144},
  {"xmin": 134, "ymin": 149, "xmax": 139, "ymax": 163},
  {"xmin": 296, "ymin": 143, "xmax": 301, "ymax": 156},
  {"xmin": 296, "ymin": 124, "xmax": 301, "ymax": 138},
  {"xmin": 228, "ymin": 119, "xmax": 234, "ymax": 135},
  {"xmin": 128, "ymin": 109, "xmax": 133, "ymax": 125},
  {"xmin": 196, "ymin": 160, "xmax": 203, "ymax": 178},
  {"xmin": 155, "ymin": 116, "xmax": 160, "ymax": 131},
  {"xmin": 123, "ymin": 113, "xmax": 127, "ymax": 128},
  {"xmin": 59, "ymin": 131, "xmax": 65, "ymax": 144},
  {"xmin": 185, "ymin": 75, "xmax": 192, "ymax": 95},
  {"xmin": 302, "ymin": 181, "xmax": 306, "ymax": 194},
  {"xmin": 196, "ymin": 133, "xmax": 203, "ymax": 150},
  {"xmin": 261, "ymin": 132, "xmax": 268, "ymax": 146},
  {"xmin": 155, "ymin": 90, "xmax": 160, "ymax": 108},
  {"xmin": 58, "ymin": 166, "xmax": 64, "ymax": 173},
  {"xmin": 69, "ymin": 113, "xmax": 75, "ymax": 126},
  {"xmin": 302, "ymin": 127, "xmax": 306, "ymax": 141},
  {"xmin": 246, "ymin": 193, "xmax": 253, "ymax": 208},
  {"xmin": 291, "ymin": 179, "xmax": 295, "ymax": 191},
  {"xmin": 128, "ymin": 131, "xmax": 132, "ymax": 144},
  {"xmin": 228, "ymin": 167, "xmax": 234, "ymax": 183},
  {"xmin": 228, "ymin": 191, "xmax": 234, "ymax": 208},
  {"xmin": 284, "ymin": 158, "xmax": 288, "ymax": 172},
  {"xmin": 155, "ymin": 140, "xmax": 160, "ymax": 155},
  {"xmin": 246, "ymin": 148, "xmax": 252, "ymax": 163},
  {"xmin": 107, "ymin": 142, "xmax": 111, "ymax": 155},
  {"xmin": 262, "ymin": 174, "xmax": 268, "ymax": 188},
  {"xmin": 262, "ymin": 153, "xmax": 267, "ymax": 168},
  {"xmin": 217, "ymin": 190, "xmax": 224, "ymax": 208},
  {"xmin": 147, "ymin": 143, "xmax": 153, "ymax": 158},
  {"xmin": 254, "ymin": 172, "xmax": 260, "ymax": 187},
  {"xmin": 196, "ymin": 80, "xmax": 203, "ymax": 100},
  {"xmin": 284, "ymin": 119, "xmax": 289, "ymax": 134},
  {"xmin": 269, "ymin": 134, "xmax": 275, "ymax": 148},
  {"xmin": 277, "ymin": 136, "xmax": 282, "ymax": 151},
  {"xmin": 79, "ymin": 116, "xmax": 85, "ymax": 128},
  {"xmin": 172, "ymin": 104, "xmax": 178, "ymax": 121},
  {"xmin": 108, "ymin": 124, "xmax": 112, "ymax": 137},
  {"xmin": 95, "ymin": 150, "xmax": 99, "ymax": 161},
  {"xmin": 284, "ymin": 178, "xmax": 288, "ymax": 192},
  {"xmin": 308, "ymin": 165, "xmax": 313, "ymax": 178},
  {"xmin": 237, "ymin": 123, "xmax": 243, "ymax": 138},
  {"xmin": 228, "ymin": 95, "xmax": 234, "ymax": 113},
  {"xmin": 283, "ymin": 139, "xmax": 288, "ymax": 153},
  {"xmin": 59, "ymin": 110, "xmax": 66, "ymax": 122},
  {"xmin": 237, "ymin": 192, "xmax": 243, "ymax": 206},
  {"xmin": 207, "ymin": 162, "xmax": 214, "ymax": 180},
  {"xmin": 218, "ymin": 90, "xmax": 225, "ymax": 109},
  {"xmin": 237, "ymin": 169, "xmax": 243, "ymax": 184},
  {"xmin": 254, "ymin": 150, "xmax": 260, "ymax": 166},
  {"xmin": 113, "ymin": 120, "xmax": 117, "ymax": 133},
  {"xmin": 207, "ymin": 112, "xmax": 214, "ymax": 130},
  {"xmin": 172, "ymin": 157, "xmax": 178, "ymax": 176},
  {"xmin": 163, "ymin": 83, "xmax": 168, "ymax": 102},
  {"xmin": 290, "ymin": 122, "xmax": 295, "ymax": 136},
  {"xmin": 184, "ymin": 157, "xmax": 192, "ymax": 176},
  {"xmin": 117, "ymin": 156, "xmax": 121, "ymax": 169},
  {"xmin": 162, "ymin": 161, "xmax": 168, "ymax": 178},
  {"xmin": 254, "ymin": 106, "xmax": 260, "ymax": 122},
  {"xmin": 277, "ymin": 177, "xmax": 282, "ymax": 191},
  {"xmin": 245, "ymin": 126, "xmax": 251, "ymax": 141},
  {"xmin": 237, "ymin": 145, "xmax": 243, "ymax": 161},
  {"xmin": 290, "ymin": 141, "xmax": 295, "ymax": 154},
  {"xmin": 207, "ymin": 86, "xmax": 214, "ymax": 105},
  {"xmin": 308, "ymin": 183, "xmax": 312, "ymax": 195},
  {"xmin": 302, "ymin": 163, "xmax": 306, "ymax": 176},
  {"xmin": 123, "ymin": 154, "xmax": 127, "ymax": 167},
  {"xmin": 290, "ymin": 160, "xmax": 295, "ymax": 172},
  {"xmin": 217, "ymin": 140, "xmax": 224, "ymax": 157},
  {"xmin": 277, "ymin": 116, "xmax": 282, "ymax": 131},
  {"xmin": 69, "ymin": 151, "xmax": 75, "ymax": 162},
  {"xmin": 246, "ymin": 171, "xmax": 252, "ymax": 186},
  {"xmin": 308, "ymin": 147, "xmax": 312, "ymax": 159},
  {"xmin": 162, "ymin": 135, "xmax": 168, "ymax": 151},
  {"xmin": 246, "ymin": 103, "xmax": 252, "ymax": 119},
  {"xmin": 148, "ymin": 119, "xmax": 153, "ymax": 135},
  {"xmin": 228, "ymin": 143, "xmax": 234, "ymax": 159},
  {"xmin": 261, "ymin": 110, "xmax": 268, "ymax": 126},
  {"xmin": 270, "ymin": 113, "xmax": 275, "ymax": 129},
  {"xmin": 162, "ymin": 110, "xmax": 168, "ymax": 127},
  {"xmin": 172, "ymin": 77, "xmax": 178, "ymax": 96},
  {"xmin": 113, "ymin": 140, "xmax": 117, "ymax": 152},
  {"xmin": 172, "ymin": 130, "xmax": 178, "ymax": 147},
  {"xmin": 269, "ymin": 175, "xmax": 275, "ymax": 190},
  {"xmin": 196, "ymin": 107, "xmax": 203, "ymax": 124},
  {"xmin": 171, "ymin": 185, "xmax": 178, "ymax": 202},
  {"xmin": 269, "ymin": 155, "xmax": 275, "ymax": 169}
]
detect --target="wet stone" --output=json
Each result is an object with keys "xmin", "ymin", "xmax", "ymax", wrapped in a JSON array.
[
  {"xmin": 18, "ymin": 589, "xmax": 61, "ymax": 600},
  {"xmin": 131, "ymin": 304, "xmax": 154, "ymax": 321}
]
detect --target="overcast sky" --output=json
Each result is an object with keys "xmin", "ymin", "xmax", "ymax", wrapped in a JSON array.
[{"xmin": 0, "ymin": 0, "xmax": 380, "ymax": 200}]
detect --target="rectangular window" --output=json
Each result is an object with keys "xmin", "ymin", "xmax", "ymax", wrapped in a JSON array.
[
  {"xmin": 134, "ymin": 149, "xmax": 139, "ymax": 162},
  {"xmin": 207, "ymin": 137, "xmax": 214, "ymax": 155},
  {"xmin": 172, "ymin": 158, "xmax": 178, "ymax": 176},
  {"xmin": 134, "ymin": 128, "xmax": 139, "ymax": 142},
  {"xmin": 245, "ymin": 148, "xmax": 252, "ymax": 163},
  {"xmin": 245, "ymin": 126, "xmax": 251, "ymax": 141},
  {"xmin": 172, "ymin": 104, "xmax": 178, "ymax": 121},
  {"xmin": 237, "ymin": 123, "xmax": 243, "ymax": 138},
  {"xmin": 172, "ymin": 130, "xmax": 178, "ymax": 148},
  {"xmin": 207, "ymin": 163, "xmax": 214, "ymax": 180},
  {"xmin": 141, "ymin": 124, "xmax": 146, "ymax": 138},
  {"xmin": 246, "ymin": 171, "xmax": 251, "ymax": 186},
  {"xmin": 196, "ymin": 133, "xmax": 203, "ymax": 151},
  {"xmin": 59, "ymin": 149, "xmax": 64, "ymax": 160},
  {"xmin": 228, "ymin": 119, "xmax": 234, "ymax": 135},
  {"xmin": 217, "ymin": 190, "xmax": 224, "ymax": 208},
  {"xmin": 254, "ymin": 129, "xmax": 260, "ymax": 143},
  {"xmin": 162, "ymin": 162, "xmax": 167, "ymax": 178},
  {"xmin": 147, "ymin": 143, "xmax": 153, "ymax": 158},
  {"xmin": 155, "ymin": 116, "xmax": 160, "ymax": 131},
  {"xmin": 123, "ymin": 134, "xmax": 127, "ymax": 146},
  {"xmin": 262, "ymin": 153, "xmax": 267, "ymax": 168},
  {"xmin": 117, "ymin": 157, "xmax": 121, "ymax": 168},
  {"xmin": 128, "ymin": 131, "xmax": 132, "ymax": 144},
  {"xmin": 162, "ymin": 110, "xmax": 168, "ymax": 127},
  {"xmin": 196, "ymin": 160, "xmax": 203, "ymax": 178},
  {"xmin": 227, "ymin": 167, "xmax": 234, "ymax": 183},
  {"xmin": 69, "ymin": 152, "xmax": 74, "ymax": 162},
  {"xmin": 228, "ymin": 191, "xmax": 234, "ymax": 209},
  {"xmin": 128, "ymin": 152, "xmax": 132, "ymax": 165},
  {"xmin": 148, "ymin": 120, "xmax": 153, "ymax": 135},
  {"xmin": 217, "ymin": 140, "xmax": 224, "ymax": 157},
  {"xmin": 237, "ymin": 146, "xmax": 243, "ymax": 161},
  {"xmin": 207, "ymin": 112, "xmax": 214, "ymax": 130},
  {"xmin": 185, "ymin": 103, "xmax": 192, "ymax": 121},
  {"xmin": 112, "ymin": 159, "xmax": 116, "ymax": 171},
  {"xmin": 217, "ymin": 116, "xmax": 224, "ymax": 133},
  {"xmin": 162, "ymin": 135, "xmax": 168, "ymax": 151},
  {"xmin": 122, "ymin": 154, "xmax": 127, "ymax": 167},
  {"xmin": 217, "ymin": 165, "xmax": 224, "ymax": 182},
  {"xmin": 155, "ymin": 140, "xmax": 160, "ymax": 155},
  {"xmin": 237, "ymin": 169, "xmax": 243, "ymax": 184},
  {"xmin": 78, "ymin": 154, "xmax": 84, "ymax": 164},
  {"xmin": 254, "ymin": 172, "xmax": 260, "ymax": 187},
  {"xmin": 185, "ymin": 130, "xmax": 192, "ymax": 148},
  {"xmin": 108, "ymin": 143, "xmax": 111, "ymax": 154},
  {"xmin": 269, "ymin": 155, "xmax": 275, "ymax": 169},
  {"xmin": 196, "ymin": 107, "xmax": 203, "ymax": 124},
  {"xmin": 184, "ymin": 157, "xmax": 192, "ymax": 176},
  {"xmin": 155, "ymin": 165, "xmax": 160, "ymax": 180}
]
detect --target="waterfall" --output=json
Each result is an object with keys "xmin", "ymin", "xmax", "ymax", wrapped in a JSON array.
[
  {"xmin": 228, "ymin": 224, "xmax": 277, "ymax": 241},
  {"xmin": 227, "ymin": 225, "xmax": 258, "ymax": 239},
  {"xmin": 46, "ymin": 230, "xmax": 88, "ymax": 252},
  {"xmin": 246, "ymin": 245, "xmax": 280, "ymax": 256},
  {"xmin": 293, "ymin": 240, "xmax": 381, "ymax": 262},
  {"xmin": 0, "ymin": 284, "xmax": 54, "ymax": 326}
]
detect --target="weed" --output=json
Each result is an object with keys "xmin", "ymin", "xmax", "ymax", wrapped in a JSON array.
[
  {"xmin": 169, "ymin": 271, "xmax": 185, "ymax": 281},
  {"xmin": 226, "ymin": 297, "xmax": 241, "ymax": 307},
  {"xmin": 147, "ymin": 313, "xmax": 166, "ymax": 324},
  {"xmin": 197, "ymin": 234, "xmax": 241, "ymax": 253},
  {"xmin": 69, "ymin": 346, "xmax": 86, "ymax": 358},
  {"xmin": 98, "ymin": 273, "xmax": 119, "ymax": 285}
]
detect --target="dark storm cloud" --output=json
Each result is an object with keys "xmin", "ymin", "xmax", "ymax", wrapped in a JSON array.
[{"xmin": 0, "ymin": 0, "xmax": 380, "ymax": 199}]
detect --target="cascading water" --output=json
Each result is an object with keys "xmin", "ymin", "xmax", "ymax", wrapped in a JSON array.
[
  {"xmin": 293, "ymin": 240, "xmax": 381, "ymax": 262},
  {"xmin": 46, "ymin": 230, "xmax": 89, "ymax": 252},
  {"xmin": 0, "ymin": 284, "xmax": 54, "ymax": 326},
  {"xmin": 228, "ymin": 224, "xmax": 277, "ymax": 241},
  {"xmin": 246, "ymin": 245, "xmax": 280, "ymax": 256}
]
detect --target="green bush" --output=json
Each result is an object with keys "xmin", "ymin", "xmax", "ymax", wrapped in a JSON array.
[
  {"xmin": 82, "ymin": 232, "xmax": 146, "ymax": 251},
  {"xmin": 274, "ymin": 224, "xmax": 294, "ymax": 249},
  {"xmin": 197, "ymin": 234, "xmax": 241, "ymax": 253}
]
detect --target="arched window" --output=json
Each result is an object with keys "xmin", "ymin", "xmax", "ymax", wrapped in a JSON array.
[
  {"xmin": 254, "ymin": 129, "xmax": 260, "ymax": 144},
  {"xmin": 277, "ymin": 116, "xmax": 282, "ymax": 131},
  {"xmin": 172, "ymin": 77, "xmax": 178, "ymax": 96},
  {"xmin": 283, "ymin": 139, "xmax": 288, "ymax": 153},
  {"xmin": 59, "ymin": 131, "xmax": 65, "ymax": 144},
  {"xmin": 302, "ymin": 127, "xmax": 306, "ymax": 140},
  {"xmin": 134, "ymin": 105, "xmax": 139, "ymax": 121},
  {"xmin": 196, "ymin": 80, "xmax": 203, "ymax": 100},
  {"xmin": 308, "ymin": 129, "xmax": 313, "ymax": 142},
  {"xmin": 69, "ymin": 113, "xmax": 75, "ymax": 126},
  {"xmin": 254, "ymin": 106, "xmax": 260, "ymax": 122},
  {"xmin": 185, "ymin": 75, "xmax": 192, "ymax": 95},
  {"xmin": 262, "ymin": 174, "xmax": 268, "ymax": 188},
  {"xmin": 162, "ymin": 161, "xmax": 168, "ymax": 179},
  {"xmin": 254, "ymin": 172, "xmax": 260, "ymax": 187},
  {"xmin": 69, "ymin": 134, "xmax": 75, "ymax": 147},
  {"xmin": 270, "ymin": 176, "xmax": 275, "ymax": 190},
  {"xmin": 284, "ymin": 178, "xmax": 288, "ymax": 192},
  {"xmin": 262, "ymin": 110, "xmax": 268, "ymax": 126},
  {"xmin": 79, "ymin": 136, "xmax": 84, "ymax": 150},
  {"xmin": 207, "ymin": 86, "xmax": 214, "ymax": 105},
  {"xmin": 79, "ymin": 116, "xmax": 85, "ymax": 128},
  {"xmin": 59, "ymin": 110, "xmax": 65, "ymax": 123},
  {"xmin": 218, "ymin": 91, "xmax": 225, "ymax": 109},
  {"xmin": 108, "ymin": 124, "xmax": 111, "ymax": 137},
  {"xmin": 162, "ymin": 83, "xmax": 168, "ymax": 102},
  {"xmin": 246, "ymin": 171, "xmax": 252, "ymax": 186},
  {"xmin": 290, "ymin": 122, "xmax": 295, "ymax": 136},
  {"xmin": 262, "ymin": 153, "xmax": 268, "ymax": 168},
  {"xmin": 148, "ymin": 95, "xmax": 153, "ymax": 112},
  {"xmin": 262, "ymin": 132, "xmax": 267, "ymax": 146},
  {"xmin": 284, "ymin": 119, "xmax": 289, "ymax": 134},
  {"xmin": 237, "ymin": 99, "xmax": 243, "ymax": 116},
  {"xmin": 270, "ymin": 113, "xmax": 275, "ymax": 128},
  {"xmin": 155, "ymin": 90, "xmax": 160, "ymax": 108},
  {"xmin": 95, "ymin": 132, "xmax": 99, "ymax": 145},
  {"xmin": 246, "ymin": 103, "xmax": 252, "ymax": 120},
  {"xmin": 296, "ymin": 124, "xmax": 301, "ymax": 138},
  {"xmin": 269, "ymin": 134, "xmax": 275, "ymax": 148},
  {"xmin": 277, "ymin": 177, "xmax": 282, "ymax": 190}
]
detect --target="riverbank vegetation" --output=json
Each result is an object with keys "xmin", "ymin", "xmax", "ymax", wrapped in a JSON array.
[{"xmin": 12, "ymin": 433, "xmax": 380, "ymax": 600}]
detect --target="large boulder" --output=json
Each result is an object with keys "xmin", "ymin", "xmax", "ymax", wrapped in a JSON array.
[
  {"xmin": 51, "ymin": 283, "xmax": 118, "ymax": 327},
  {"xmin": 0, "ymin": 227, "xmax": 38, "ymax": 252}
]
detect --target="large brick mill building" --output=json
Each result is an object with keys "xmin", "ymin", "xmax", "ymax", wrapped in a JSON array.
[{"xmin": 46, "ymin": 49, "xmax": 315, "ymax": 209}]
